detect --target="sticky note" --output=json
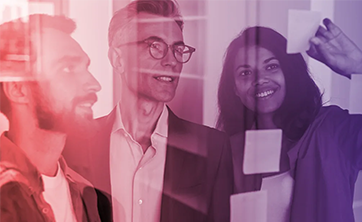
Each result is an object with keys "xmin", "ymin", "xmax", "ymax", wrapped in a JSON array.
[
  {"xmin": 349, "ymin": 74, "xmax": 362, "ymax": 114},
  {"xmin": 287, "ymin": 10, "xmax": 322, "ymax": 54},
  {"xmin": 230, "ymin": 191, "xmax": 267, "ymax": 222},
  {"xmin": 261, "ymin": 171, "xmax": 294, "ymax": 221},
  {"xmin": 243, "ymin": 129, "xmax": 282, "ymax": 175}
]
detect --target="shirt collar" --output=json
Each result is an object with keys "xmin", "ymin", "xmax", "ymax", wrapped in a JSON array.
[
  {"xmin": 112, "ymin": 103, "xmax": 125, "ymax": 133},
  {"xmin": 112, "ymin": 102, "xmax": 169, "ymax": 138},
  {"xmin": 154, "ymin": 105, "xmax": 168, "ymax": 138}
]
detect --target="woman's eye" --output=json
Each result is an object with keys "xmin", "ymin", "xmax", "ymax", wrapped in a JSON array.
[
  {"xmin": 238, "ymin": 70, "xmax": 252, "ymax": 76},
  {"xmin": 266, "ymin": 64, "xmax": 279, "ymax": 70}
]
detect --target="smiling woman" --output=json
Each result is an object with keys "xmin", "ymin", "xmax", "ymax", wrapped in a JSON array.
[
  {"xmin": 218, "ymin": 26, "xmax": 321, "ymax": 137},
  {"xmin": 217, "ymin": 23, "xmax": 362, "ymax": 222},
  {"xmin": 233, "ymin": 45, "xmax": 286, "ymax": 119}
]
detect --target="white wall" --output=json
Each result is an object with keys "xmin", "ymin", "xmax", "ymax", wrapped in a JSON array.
[{"xmin": 69, "ymin": 0, "xmax": 114, "ymax": 118}]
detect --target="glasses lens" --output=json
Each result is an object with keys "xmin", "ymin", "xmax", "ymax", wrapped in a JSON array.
[
  {"xmin": 174, "ymin": 45, "xmax": 192, "ymax": 63},
  {"xmin": 149, "ymin": 41, "xmax": 167, "ymax": 59}
]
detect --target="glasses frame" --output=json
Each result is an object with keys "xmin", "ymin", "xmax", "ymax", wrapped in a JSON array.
[{"xmin": 118, "ymin": 38, "xmax": 196, "ymax": 64}]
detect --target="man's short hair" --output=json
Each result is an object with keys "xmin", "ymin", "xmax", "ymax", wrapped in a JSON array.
[
  {"xmin": 0, "ymin": 14, "xmax": 76, "ymax": 118},
  {"xmin": 108, "ymin": 0, "xmax": 184, "ymax": 48}
]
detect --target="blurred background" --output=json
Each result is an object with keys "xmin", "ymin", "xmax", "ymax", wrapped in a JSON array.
[{"xmin": 1, "ymin": 0, "xmax": 361, "ymax": 219}]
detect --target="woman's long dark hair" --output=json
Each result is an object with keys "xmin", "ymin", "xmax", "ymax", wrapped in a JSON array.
[{"xmin": 217, "ymin": 26, "xmax": 322, "ymax": 141}]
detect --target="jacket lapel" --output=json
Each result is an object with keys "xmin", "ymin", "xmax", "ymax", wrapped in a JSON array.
[
  {"xmin": 160, "ymin": 108, "xmax": 208, "ymax": 222},
  {"xmin": 161, "ymin": 108, "xmax": 188, "ymax": 200},
  {"xmin": 90, "ymin": 108, "xmax": 117, "ymax": 195}
]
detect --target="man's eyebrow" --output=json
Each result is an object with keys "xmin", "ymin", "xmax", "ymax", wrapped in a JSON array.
[
  {"xmin": 145, "ymin": 36, "xmax": 163, "ymax": 41},
  {"xmin": 264, "ymin": 57, "xmax": 278, "ymax": 64},
  {"xmin": 145, "ymin": 36, "xmax": 185, "ymax": 45},
  {"xmin": 55, "ymin": 56, "xmax": 89, "ymax": 66},
  {"xmin": 173, "ymin": 41, "xmax": 185, "ymax": 45}
]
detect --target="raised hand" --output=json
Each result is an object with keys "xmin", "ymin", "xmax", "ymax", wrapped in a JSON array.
[{"xmin": 307, "ymin": 18, "xmax": 362, "ymax": 78}]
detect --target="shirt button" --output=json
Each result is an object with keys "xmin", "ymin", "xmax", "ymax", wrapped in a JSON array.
[
  {"xmin": 138, "ymin": 199, "xmax": 143, "ymax": 205},
  {"xmin": 42, "ymin": 208, "xmax": 49, "ymax": 214}
]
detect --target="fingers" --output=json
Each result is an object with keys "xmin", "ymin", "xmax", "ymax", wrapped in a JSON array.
[
  {"xmin": 309, "ymin": 36, "xmax": 327, "ymax": 46},
  {"xmin": 307, "ymin": 37, "xmax": 330, "ymax": 64},
  {"xmin": 316, "ymin": 26, "xmax": 333, "ymax": 41},
  {"xmin": 306, "ymin": 45, "xmax": 317, "ymax": 57},
  {"xmin": 306, "ymin": 43, "xmax": 322, "ymax": 61},
  {"xmin": 323, "ymin": 18, "xmax": 342, "ymax": 36},
  {"xmin": 314, "ymin": 19, "xmax": 342, "ymax": 41}
]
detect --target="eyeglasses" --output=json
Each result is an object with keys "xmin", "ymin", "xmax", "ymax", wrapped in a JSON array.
[{"xmin": 118, "ymin": 37, "xmax": 196, "ymax": 64}]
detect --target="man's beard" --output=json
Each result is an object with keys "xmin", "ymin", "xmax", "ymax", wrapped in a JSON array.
[{"xmin": 32, "ymin": 86, "xmax": 97, "ymax": 135}]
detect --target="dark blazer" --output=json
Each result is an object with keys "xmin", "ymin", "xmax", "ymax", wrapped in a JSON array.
[{"xmin": 63, "ymin": 107, "xmax": 234, "ymax": 222}]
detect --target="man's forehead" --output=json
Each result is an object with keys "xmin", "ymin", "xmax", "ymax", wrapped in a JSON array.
[
  {"xmin": 135, "ymin": 12, "xmax": 180, "ymax": 24},
  {"xmin": 129, "ymin": 12, "xmax": 183, "ymax": 43},
  {"xmin": 31, "ymin": 28, "xmax": 88, "ymax": 80},
  {"xmin": 38, "ymin": 28, "xmax": 79, "ymax": 49},
  {"xmin": 36, "ymin": 28, "xmax": 87, "ymax": 61}
]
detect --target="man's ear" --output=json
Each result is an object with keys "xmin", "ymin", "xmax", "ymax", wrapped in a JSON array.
[
  {"xmin": 108, "ymin": 47, "xmax": 125, "ymax": 74},
  {"xmin": 3, "ymin": 82, "xmax": 30, "ymax": 104}
]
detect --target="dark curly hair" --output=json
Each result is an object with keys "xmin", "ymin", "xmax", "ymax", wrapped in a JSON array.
[{"xmin": 217, "ymin": 26, "xmax": 322, "ymax": 141}]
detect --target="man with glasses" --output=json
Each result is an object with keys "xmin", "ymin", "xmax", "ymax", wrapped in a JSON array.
[
  {"xmin": 118, "ymin": 36, "xmax": 196, "ymax": 64},
  {"xmin": 64, "ymin": 0, "xmax": 233, "ymax": 222}
]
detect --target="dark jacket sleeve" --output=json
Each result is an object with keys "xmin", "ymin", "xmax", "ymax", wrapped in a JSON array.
[
  {"xmin": 1, "ymin": 182, "xmax": 45, "ymax": 222},
  {"xmin": 209, "ymin": 133, "xmax": 234, "ymax": 222},
  {"xmin": 322, "ymin": 106, "xmax": 362, "ymax": 170},
  {"xmin": 94, "ymin": 188, "xmax": 113, "ymax": 222}
]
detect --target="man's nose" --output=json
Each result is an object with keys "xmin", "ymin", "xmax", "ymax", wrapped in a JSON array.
[
  {"xmin": 84, "ymin": 71, "xmax": 102, "ymax": 93},
  {"xmin": 160, "ymin": 48, "xmax": 178, "ymax": 68}
]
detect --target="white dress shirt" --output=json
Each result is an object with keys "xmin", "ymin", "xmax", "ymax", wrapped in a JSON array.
[{"xmin": 110, "ymin": 103, "xmax": 169, "ymax": 222}]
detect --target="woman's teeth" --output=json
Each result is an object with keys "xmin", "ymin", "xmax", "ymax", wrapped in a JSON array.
[{"xmin": 255, "ymin": 90, "xmax": 275, "ymax": 98}]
